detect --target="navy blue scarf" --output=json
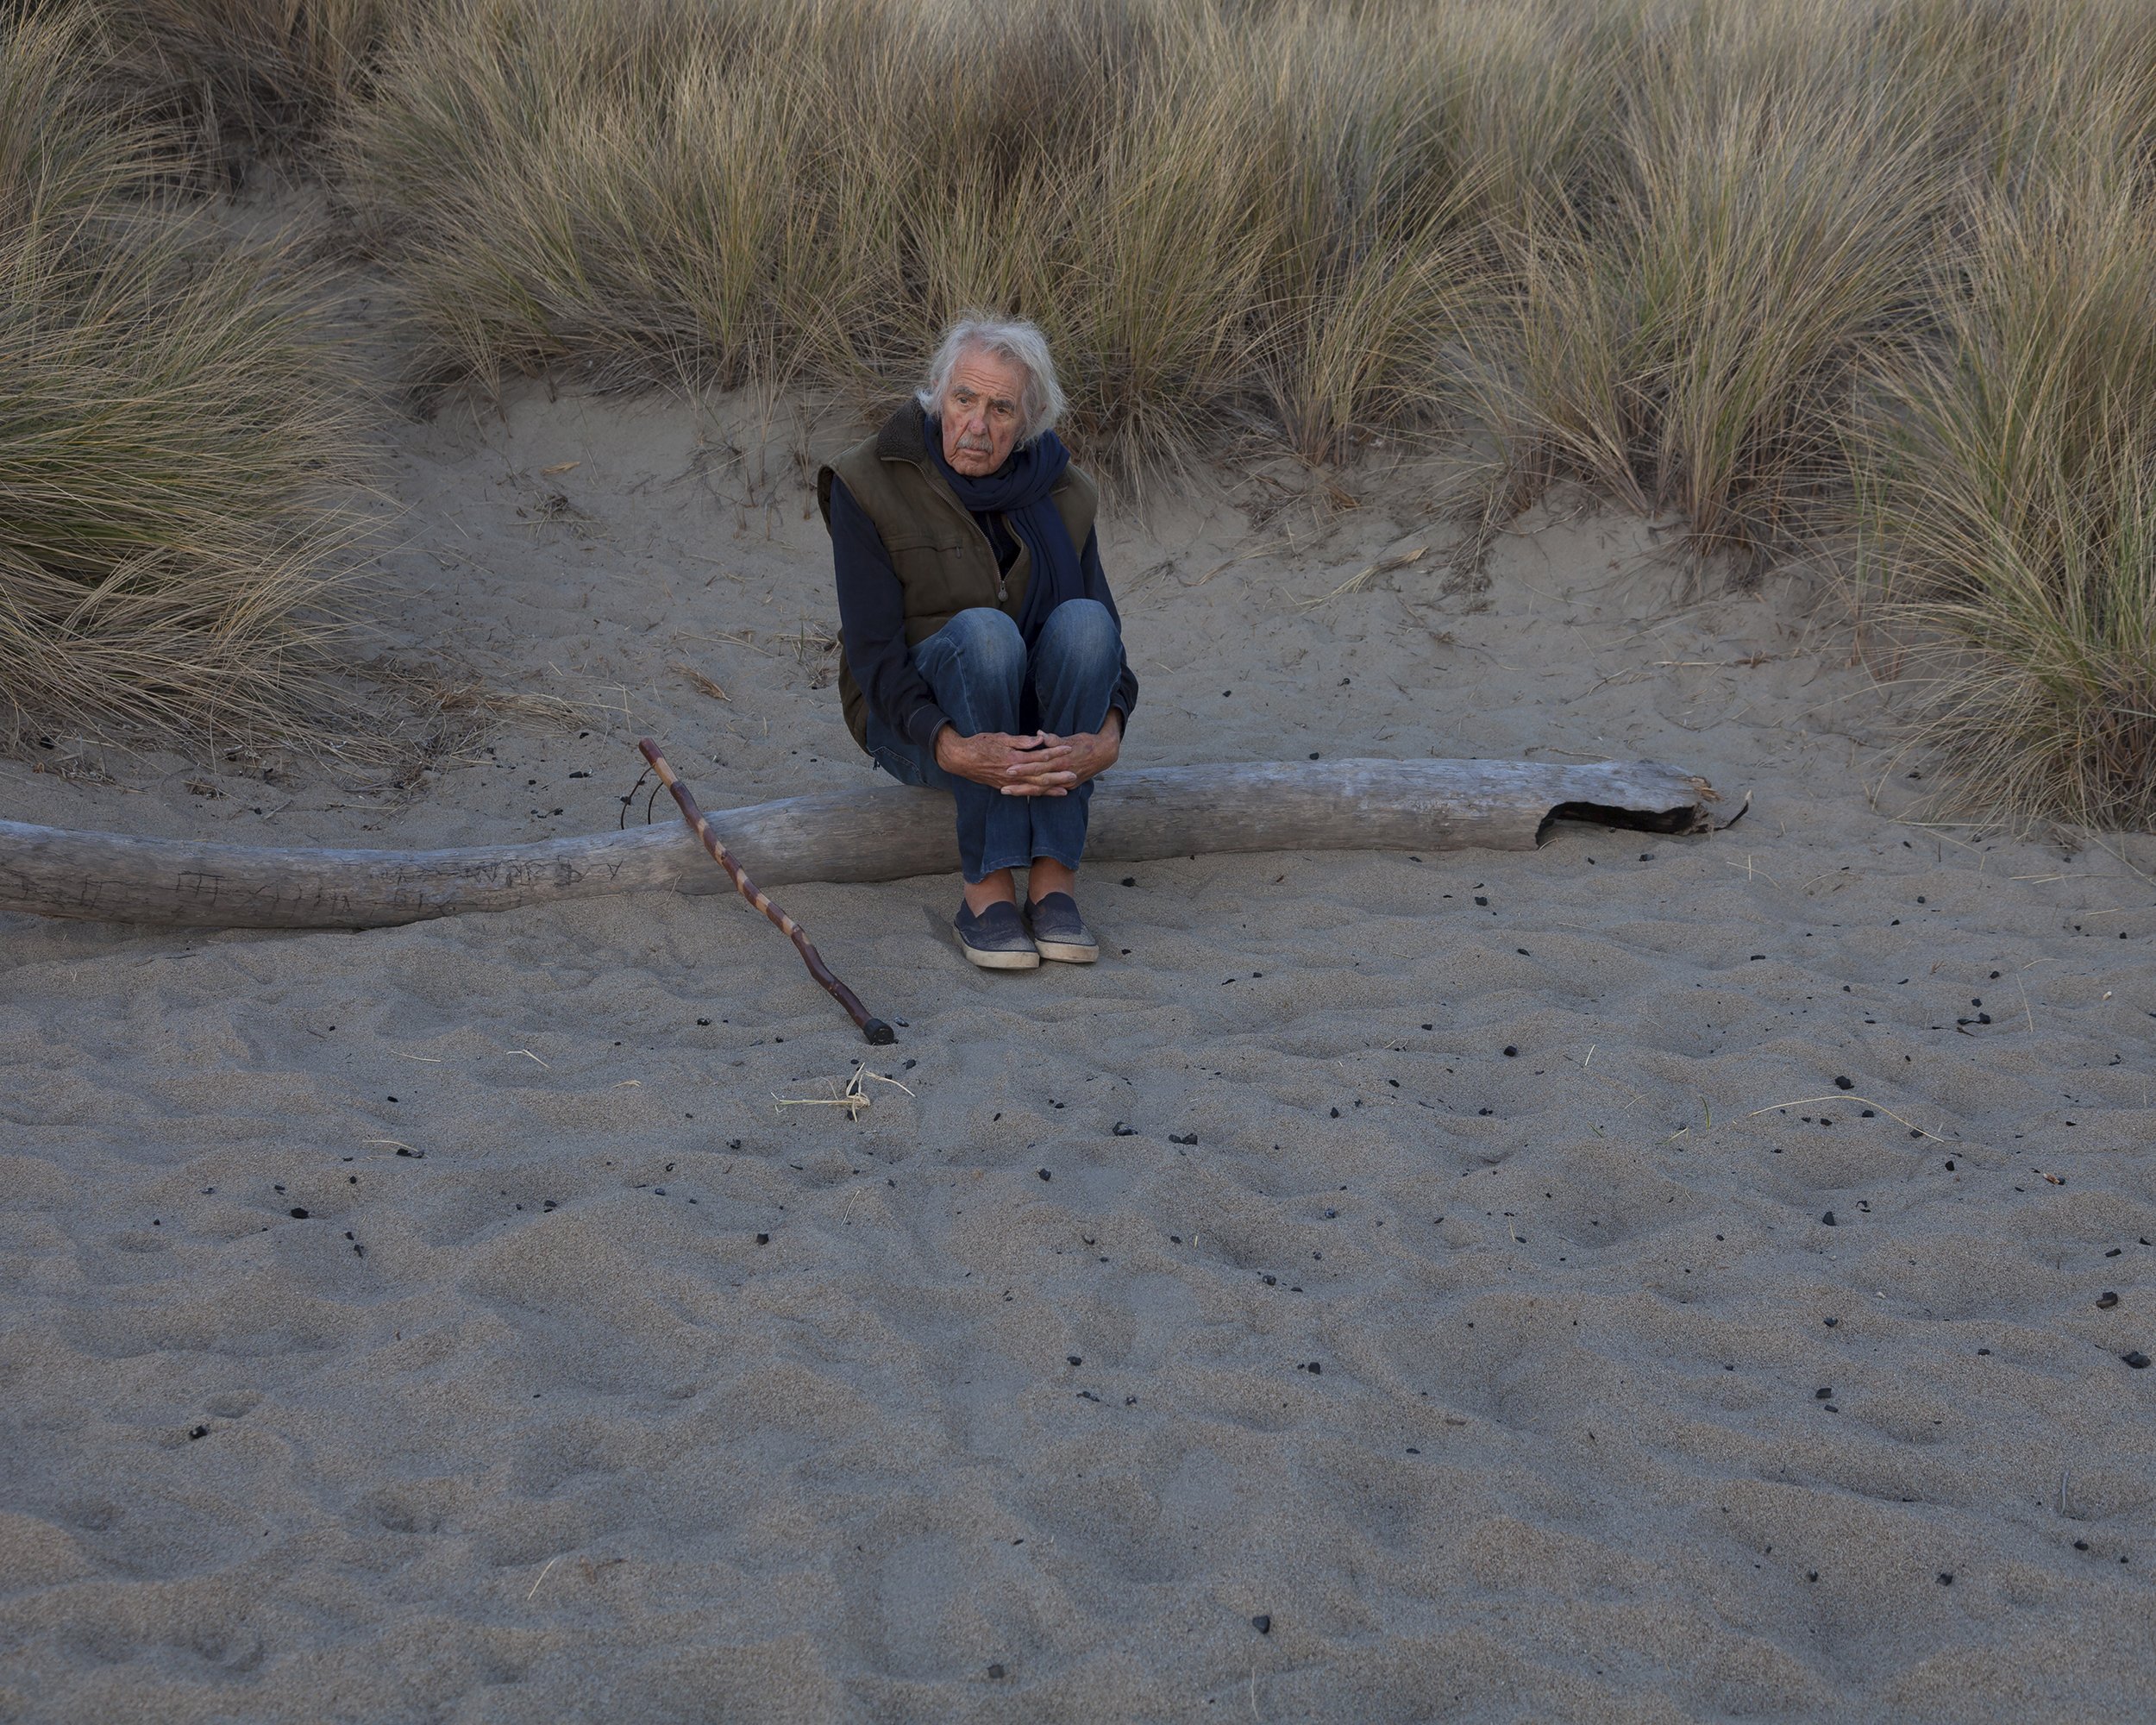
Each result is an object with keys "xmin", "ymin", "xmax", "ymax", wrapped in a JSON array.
[{"xmin": 924, "ymin": 414, "xmax": 1083, "ymax": 649}]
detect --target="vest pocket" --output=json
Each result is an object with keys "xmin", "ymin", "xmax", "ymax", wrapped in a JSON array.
[{"xmin": 890, "ymin": 536, "xmax": 996, "ymax": 610}]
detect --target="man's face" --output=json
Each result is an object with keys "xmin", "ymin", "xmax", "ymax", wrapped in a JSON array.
[{"xmin": 938, "ymin": 347, "xmax": 1027, "ymax": 477}]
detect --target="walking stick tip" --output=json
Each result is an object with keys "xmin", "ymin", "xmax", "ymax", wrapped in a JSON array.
[{"xmin": 862, "ymin": 1019, "xmax": 896, "ymax": 1046}]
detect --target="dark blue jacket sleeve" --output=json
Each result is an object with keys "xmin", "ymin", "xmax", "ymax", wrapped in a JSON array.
[
  {"xmin": 1081, "ymin": 530, "xmax": 1139, "ymax": 724},
  {"xmin": 828, "ymin": 477, "xmax": 952, "ymax": 753}
]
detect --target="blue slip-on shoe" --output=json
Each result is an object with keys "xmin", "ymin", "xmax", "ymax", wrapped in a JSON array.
[
  {"xmin": 956, "ymin": 899, "xmax": 1040, "ymax": 969},
  {"xmin": 1024, "ymin": 892, "xmax": 1099, "ymax": 963}
]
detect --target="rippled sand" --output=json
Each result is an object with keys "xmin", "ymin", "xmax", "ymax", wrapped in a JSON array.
[{"xmin": 3, "ymin": 388, "xmax": 2151, "ymax": 1722}]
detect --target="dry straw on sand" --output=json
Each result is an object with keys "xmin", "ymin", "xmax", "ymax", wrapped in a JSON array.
[{"xmin": 10, "ymin": 0, "xmax": 2156, "ymax": 832}]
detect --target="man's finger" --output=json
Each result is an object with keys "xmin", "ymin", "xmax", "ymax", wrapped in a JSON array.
[{"xmin": 1003, "ymin": 751, "xmax": 1074, "ymax": 775}]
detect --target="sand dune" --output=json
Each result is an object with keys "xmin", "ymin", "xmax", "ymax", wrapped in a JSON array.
[{"xmin": 3, "ymin": 386, "xmax": 2152, "ymax": 1722}]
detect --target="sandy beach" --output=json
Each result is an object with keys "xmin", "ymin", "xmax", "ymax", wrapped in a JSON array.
[{"xmin": 3, "ymin": 380, "xmax": 2153, "ymax": 1722}]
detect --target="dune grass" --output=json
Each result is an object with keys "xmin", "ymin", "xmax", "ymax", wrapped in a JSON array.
[
  {"xmin": 1842, "ymin": 166, "xmax": 2156, "ymax": 830},
  {"xmin": 0, "ymin": 7, "xmax": 376, "ymax": 754},
  {"xmin": 11, "ymin": 0, "xmax": 2156, "ymax": 825},
  {"xmin": 338, "ymin": 0, "xmax": 1497, "ymax": 476},
  {"xmin": 1460, "ymin": 9, "xmax": 1959, "ymax": 570},
  {"xmin": 81, "ymin": 0, "xmax": 412, "ymax": 185}
]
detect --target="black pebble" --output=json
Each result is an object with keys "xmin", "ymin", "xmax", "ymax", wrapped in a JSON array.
[
  {"xmin": 1821, "ymin": 1211, "xmax": 1837, "ymax": 1226},
  {"xmin": 1824, "ymin": 1317, "xmax": 1839, "ymax": 1327},
  {"xmin": 2125, "ymin": 1352, "xmax": 2151, "ymax": 1369},
  {"xmin": 2096, "ymin": 1292, "xmax": 2119, "ymax": 1309},
  {"xmin": 1937, "ymin": 1572, "xmax": 1952, "ymax": 1584},
  {"xmin": 1251, "ymin": 1615, "xmax": 1271, "ymax": 1634},
  {"xmin": 289, "ymin": 1207, "xmax": 309, "ymax": 1219},
  {"xmin": 1038, "ymin": 1168, "xmax": 1052, "ymax": 1180},
  {"xmin": 1169, "ymin": 1132, "xmax": 1198, "ymax": 1145},
  {"xmin": 1834, "ymin": 1075, "xmax": 1853, "ymax": 1090},
  {"xmin": 1068, "ymin": 1355, "xmax": 1081, "ymax": 1366},
  {"xmin": 755, "ymin": 1233, "xmax": 770, "ymax": 1245},
  {"xmin": 1503, "ymin": 1045, "xmax": 1518, "ymax": 1057},
  {"xmin": 1815, "ymin": 1386, "xmax": 1833, "ymax": 1400},
  {"xmin": 1330, "ymin": 1107, "xmax": 1340, "ymax": 1118},
  {"xmin": 1263, "ymin": 1275, "xmax": 1276, "ymax": 1286},
  {"xmin": 987, "ymin": 1664, "xmax": 1006, "ymax": 1679},
  {"xmin": 188, "ymin": 1425, "xmax": 208, "ymax": 1440},
  {"xmin": 1112, "ymin": 1122, "xmax": 1135, "ymax": 1136},
  {"xmin": 697, "ymin": 1018, "xmax": 711, "ymax": 1026},
  {"xmin": 1121, "ymin": 876, "xmax": 1136, "ymax": 887},
  {"xmin": 1474, "ymin": 895, "xmax": 1489, "ymax": 906}
]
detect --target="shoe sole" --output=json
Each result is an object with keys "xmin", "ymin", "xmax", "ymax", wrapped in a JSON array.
[
  {"xmin": 962, "ymin": 941, "xmax": 1041, "ymax": 970},
  {"xmin": 1032, "ymin": 938, "xmax": 1099, "ymax": 964}
]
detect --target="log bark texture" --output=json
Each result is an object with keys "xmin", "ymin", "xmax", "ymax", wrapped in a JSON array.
[{"xmin": 1, "ymin": 757, "xmax": 1715, "ymax": 930}]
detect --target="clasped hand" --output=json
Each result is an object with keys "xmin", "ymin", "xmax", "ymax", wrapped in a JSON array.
[{"xmin": 932, "ymin": 713, "xmax": 1122, "ymax": 796}]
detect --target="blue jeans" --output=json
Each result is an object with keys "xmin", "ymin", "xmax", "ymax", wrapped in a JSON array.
[{"xmin": 866, "ymin": 599, "xmax": 1124, "ymax": 884}]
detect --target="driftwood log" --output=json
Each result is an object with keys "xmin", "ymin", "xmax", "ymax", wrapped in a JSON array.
[{"xmin": 0, "ymin": 757, "xmax": 1716, "ymax": 931}]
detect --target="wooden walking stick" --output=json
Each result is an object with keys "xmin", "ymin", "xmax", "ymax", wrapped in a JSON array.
[{"xmin": 637, "ymin": 738, "xmax": 895, "ymax": 1046}]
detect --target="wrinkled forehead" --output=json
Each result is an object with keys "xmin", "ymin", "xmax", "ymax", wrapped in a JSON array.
[{"xmin": 944, "ymin": 346, "xmax": 1028, "ymax": 407}]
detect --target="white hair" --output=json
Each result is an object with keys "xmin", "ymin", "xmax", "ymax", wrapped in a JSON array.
[{"xmin": 916, "ymin": 314, "xmax": 1067, "ymax": 445}]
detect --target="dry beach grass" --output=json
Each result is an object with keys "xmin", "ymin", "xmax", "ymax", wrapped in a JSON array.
[
  {"xmin": 7, "ymin": 0, "xmax": 2153, "ymax": 825},
  {"xmin": 0, "ymin": 9, "xmax": 376, "ymax": 757}
]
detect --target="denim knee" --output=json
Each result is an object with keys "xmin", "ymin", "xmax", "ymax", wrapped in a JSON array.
[
  {"xmin": 1037, "ymin": 597, "xmax": 1118, "ymax": 665},
  {"xmin": 934, "ymin": 607, "xmax": 1027, "ymax": 681}
]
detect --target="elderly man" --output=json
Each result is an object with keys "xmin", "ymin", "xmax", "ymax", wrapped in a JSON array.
[{"xmin": 818, "ymin": 316, "xmax": 1137, "ymax": 970}]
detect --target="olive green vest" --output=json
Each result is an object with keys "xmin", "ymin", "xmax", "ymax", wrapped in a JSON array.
[{"xmin": 818, "ymin": 402, "xmax": 1098, "ymax": 753}]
